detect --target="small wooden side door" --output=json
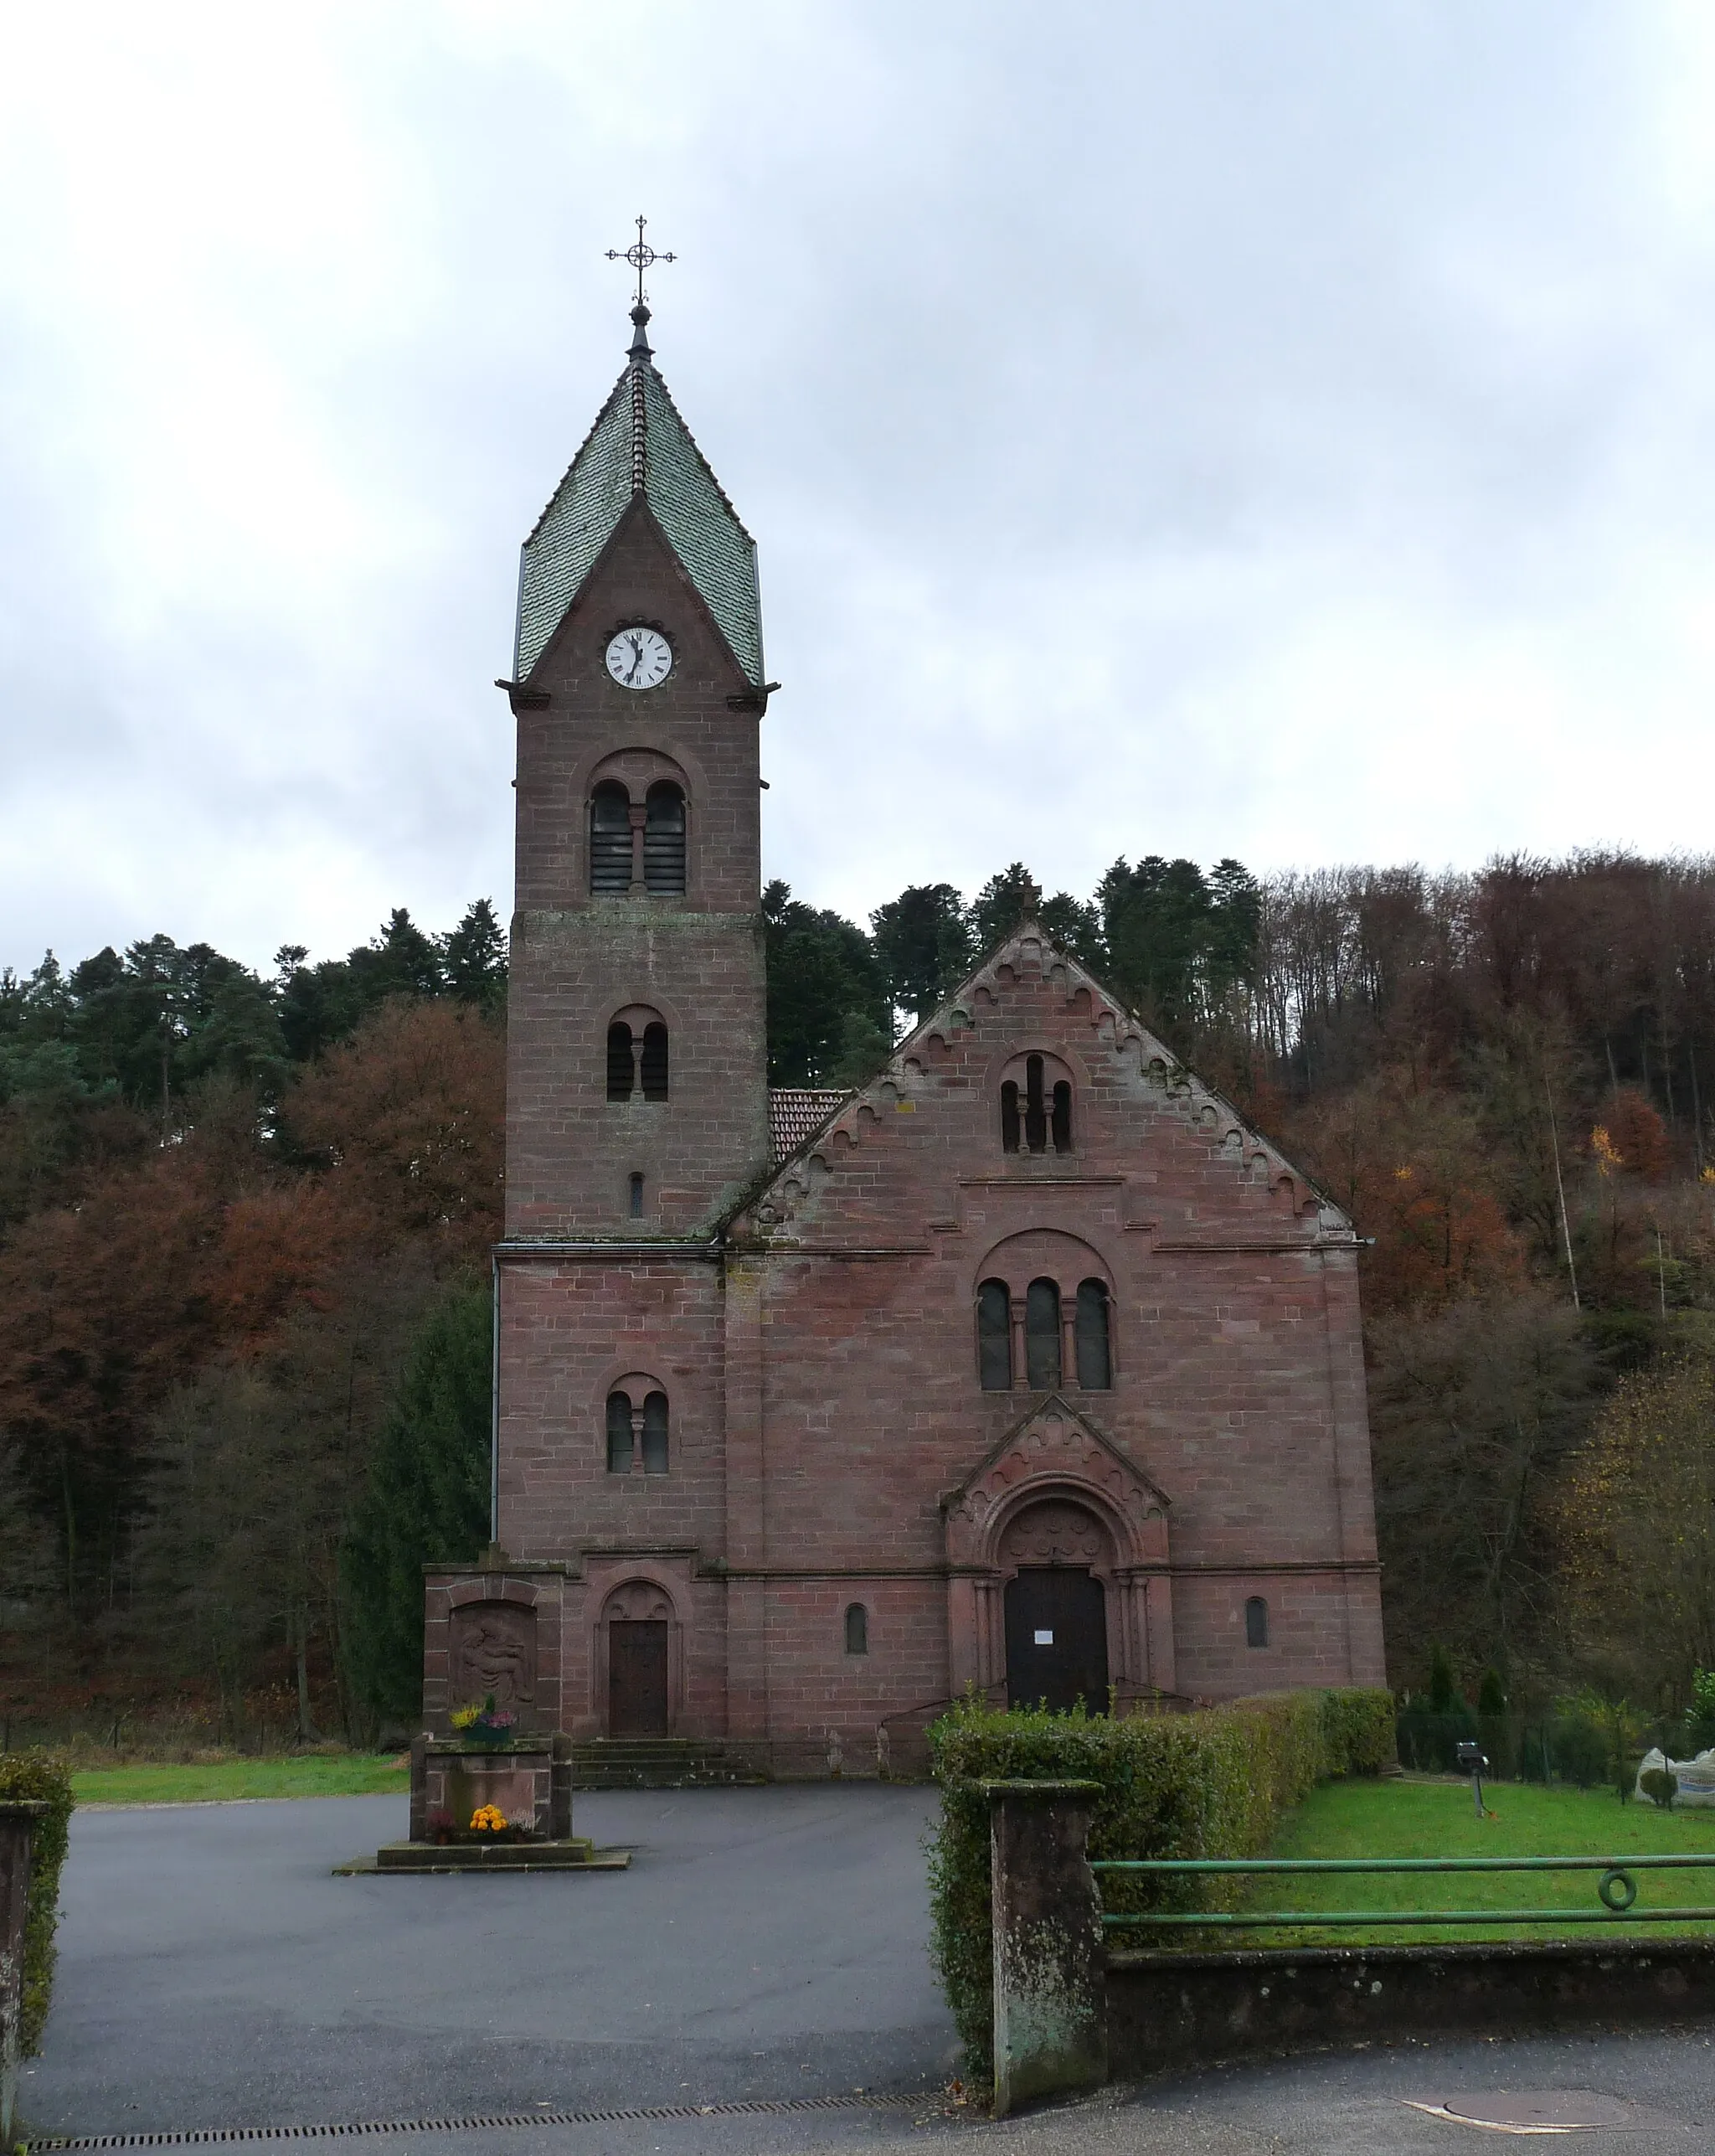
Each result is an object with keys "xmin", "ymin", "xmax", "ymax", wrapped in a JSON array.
[{"xmin": 608, "ymin": 1620, "xmax": 669, "ymax": 1736}]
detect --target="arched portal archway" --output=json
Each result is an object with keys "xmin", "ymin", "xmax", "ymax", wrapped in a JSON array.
[
  {"xmin": 999, "ymin": 1498, "xmax": 1113, "ymax": 1713},
  {"xmin": 600, "ymin": 1579, "xmax": 677, "ymax": 1736}
]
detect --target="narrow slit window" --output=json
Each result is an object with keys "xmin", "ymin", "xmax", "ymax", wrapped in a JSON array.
[
  {"xmin": 590, "ymin": 782, "xmax": 633, "ymax": 894},
  {"xmin": 977, "ymin": 1279, "xmax": 1012, "ymax": 1391},
  {"xmin": 606, "ymin": 1021, "xmax": 636, "ymax": 1101},
  {"xmin": 844, "ymin": 1603, "xmax": 868, "ymax": 1654},
  {"xmin": 1000, "ymin": 1080, "xmax": 1021, "ymax": 1153},
  {"xmin": 641, "ymin": 1390, "xmax": 669, "ymax": 1473},
  {"xmin": 605, "ymin": 1391, "xmax": 634, "ymax": 1473},
  {"xmin": 643, "ymin": 781, "xmax": 687, "ymax": 895},
  {"xmin": 1023, "ymin": 1055, "xmax": 1048, "ymax": 1153},
  {"xmin": 1024, "ymin": 1277, "xmax": 1062, "ymax": 1390},
  {"xmin": 628, "ymin": 1171, "xmax": 645, "ymax": 1218},
  {"xmin": 1074, "ymin": 1279, "xmax": 1110, "ymax": 1390},
  {"xmin": 1051, "ymin": 1080, "xmax": 1073, "ymax": 1153},
  {"xmin": 1245, "ymin": 1596, "xmax": 1269, "ymax": 1649},
  {"xmin": 640, "ymin": 1022, "xmax": 669, "ymax": 1101}
]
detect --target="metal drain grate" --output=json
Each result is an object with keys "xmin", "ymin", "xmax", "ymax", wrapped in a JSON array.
[{"xmin": 25, "ymin": 2091, "xmax": 922, "ymax": 2151}]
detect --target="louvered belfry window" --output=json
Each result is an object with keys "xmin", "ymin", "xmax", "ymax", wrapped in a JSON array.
[
  {"xmin": 590, "ymin": 782, "xmax": 633, "ymax": 893},
  {"xmin": 643, "ymin": 781, "xmax": 686, "ymax": 894}
]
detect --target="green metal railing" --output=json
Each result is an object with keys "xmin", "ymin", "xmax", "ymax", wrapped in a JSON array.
[{"xmin": 1091, "ymin": 1854, "xmax": 1715, "ymax": 1932}]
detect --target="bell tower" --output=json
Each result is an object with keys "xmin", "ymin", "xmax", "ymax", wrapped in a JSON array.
[{"xmin": 501, "ymin": 268, "xmax": 772, "ymax": 1238}]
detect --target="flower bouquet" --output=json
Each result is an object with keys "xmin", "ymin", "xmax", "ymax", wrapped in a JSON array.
[
  {"xmin": 423, "ymin": 1803, "xmax": 537, "ymax": 1847},
  {"xmin": 449, "ymin": 1692, "xmax": 519, "ymax": 1748}
]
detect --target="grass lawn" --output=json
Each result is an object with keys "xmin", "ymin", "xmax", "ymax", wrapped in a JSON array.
[
  {"xmin": 1223, "ymin": 1776, "xmax": 1715, "ymax": 1946},
  {"xmin": 71, "ymin": 1753, "xmax": 411, "ymax": 1807}
]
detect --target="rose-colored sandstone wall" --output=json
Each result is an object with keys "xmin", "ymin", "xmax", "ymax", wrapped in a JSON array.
[{"xmin": 424, "ymin": 454, "xmax": 1385, "ymax": 1772}]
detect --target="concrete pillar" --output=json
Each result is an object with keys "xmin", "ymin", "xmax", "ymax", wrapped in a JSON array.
[
  {"xmin": 985, "ymin": 1780, "xmax": 1106, "ymax": 2117},
  {"xmin": 1, "ymin": 1802, "xmax": 44, "ymax": 2151}
]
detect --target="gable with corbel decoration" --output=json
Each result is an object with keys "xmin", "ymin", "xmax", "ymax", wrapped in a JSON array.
[{"xmin": 942, "ymin": 1396, "xmax": 1172, "ymax": 1570}]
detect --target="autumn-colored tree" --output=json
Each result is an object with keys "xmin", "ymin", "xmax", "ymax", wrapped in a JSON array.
[
  {"xmin": 282, "ymin": 999, "xmax": 503, "ymax": 1259},
  {"xmin": 1554, "ymin": 1352, "xmax": 1715, "ymax": 1706},
  {"xmin": 1368, "ymin": 1292, "xmax": 1595, "ymax": 1682},
  {"xmin": 1603, "ymin": 1087, "xmax": 1671, "ymax": 1180},
  {"xmin": 1280, "ymin": 1075, "xmax": 1527, "ymax": 1316}
]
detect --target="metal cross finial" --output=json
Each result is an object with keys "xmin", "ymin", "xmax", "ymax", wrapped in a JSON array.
[{"xmin": 605, "ymin": 214, "xmax": 676, "ymax": 308}]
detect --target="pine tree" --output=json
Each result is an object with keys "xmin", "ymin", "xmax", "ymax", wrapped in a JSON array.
[
  {"xmin": 341, "ymin": 1277, "xmax": 493, "ymax": 1732},
  {"xmin": 441, "ymin": 900, "xmax": 508, "ymax": 1010}
]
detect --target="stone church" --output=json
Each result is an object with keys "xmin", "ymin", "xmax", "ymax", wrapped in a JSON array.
[{"xmin": 422, "ymin": 296, "xmax": 1387, "ymax": 1773}]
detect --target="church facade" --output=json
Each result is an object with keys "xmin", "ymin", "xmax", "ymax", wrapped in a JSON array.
[{"xmin": 422, "ymin": 301, "xmax": 1387, "ymax": 1772}]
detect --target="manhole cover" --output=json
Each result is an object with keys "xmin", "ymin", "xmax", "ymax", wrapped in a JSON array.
[{"xmin": 1403, "ymin": 2090, "xmax": 1675, "ymax": 2135}]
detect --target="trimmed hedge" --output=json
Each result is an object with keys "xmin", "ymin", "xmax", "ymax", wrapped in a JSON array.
[
  {"xmin": 0, "ymin": 1751, "xmax": 74, "ymax": 2055},
  {"xmin": 926, "ymin": 1688, "xmax": 1394, "ymax": 2077}
]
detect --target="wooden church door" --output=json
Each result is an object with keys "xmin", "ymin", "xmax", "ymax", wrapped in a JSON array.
[
  {"xmin": 608, "ymin": 1621, "xmax": 669, "ymax": 1736},
  {"xmin": 1003, "ymin": 1569, "xmax": 1109, "ymax": 1715}
]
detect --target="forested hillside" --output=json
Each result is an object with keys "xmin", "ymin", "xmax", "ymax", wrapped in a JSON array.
[{"xmin": 4, "ymin": 854, "xmax": 1713, "ymax": 1742}]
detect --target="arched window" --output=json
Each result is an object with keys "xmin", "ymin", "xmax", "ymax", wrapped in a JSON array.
[
  {"xmin": 643, "ymin": 781, "xmax": 686, "ymax": 895},
  {"xmin": 606, "ymin": 1385, "xmax": 670, "ymax": 1473},
  {"xmin": 628, "ymin": 1171, "xmax": 645, "ymax": 1218},
  {"xmin": 1024, "ymin": 1055, "xmax": 1048, "ymax": 1153},
  {"xmin": 1245, "ymin": 1596, "xmax": 1269, "ymax": 1649},
  {"xmin": 977, "ymin": 1279, "xmax": 1012, "ymax": 1390},
  {"xmin": 844, "ymin": 1603, "xmax": 868, "ymax": 1654},
  {"xmin": 641, "ymin": 1390, "xmax": 670, "ymax": 1474},
  {"xmin": 606, "ymin": 1391, "xmax": 634, "ymax": 1473},
  {"xmin": 590, "ymin": 781, "xmax": 633, "ymax": 894},
  {"xmin": 999, "ymin": 1052, "xmax": 1074, "ymax": 1156},
  {"xmin": 1074, "ymin": 1279, "xmax": 1110, "ymax": 1390},
  {"xmin": 640, "ymin": 1021, "xmax": 669, "ymax": 1101},
  {"xmin": 1025, "ymin": 1278, "xmax": 1062, "ymax": 1390},
  {"xmin": 607, "ymin": 1021, "xmax": 636, "ymax": 1101}
]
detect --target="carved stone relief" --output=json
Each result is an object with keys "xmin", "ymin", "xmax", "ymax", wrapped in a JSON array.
[
  {"xmin": 450, "ymin": 1603, "xmax": 538, "ymax": 1710},
  {"xmin": 604, "ymin": 1581, "xmax": 674, "ymax": 1625},
  {"xmin": 999, "ymin": 1499, "xmax": 1113, "ymax": 1570}
]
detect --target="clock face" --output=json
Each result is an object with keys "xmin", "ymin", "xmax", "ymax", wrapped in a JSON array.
[{"xmin": 605, "ymin": 626, "xmax": 673, "ymax": 691}]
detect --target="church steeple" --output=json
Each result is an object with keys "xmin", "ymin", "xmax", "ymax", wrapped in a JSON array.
[
  {"xmin": 512, "ymin": 274, "xmax": 764, "ymax": 691},
  {"xmin": 503, "ymin": 236, "xmax": 770, "ymax": 1241}
]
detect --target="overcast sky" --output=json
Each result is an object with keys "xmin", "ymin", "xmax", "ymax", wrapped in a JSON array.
[{"xmin": 3, "ymin": 1, "xmax": 1713, "ymax": 977}]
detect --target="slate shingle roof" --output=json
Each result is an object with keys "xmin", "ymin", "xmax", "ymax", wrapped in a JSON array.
[
  {"xmin": 768, "ymin": 1088, "xmax": 848, "ymax": 1162},
  {"xmin": 514, "ymin": 325, "xmax": 764, "ymax": 686}
]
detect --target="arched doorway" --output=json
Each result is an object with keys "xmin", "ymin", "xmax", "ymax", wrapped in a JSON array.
[
  {"xmin": 999, "ymin": 1499, "xmax": 1111, "ymax": 1715},
  {"xmin": 602, "ymin": 1581, "xmax": 674, "ymax": 1736}
]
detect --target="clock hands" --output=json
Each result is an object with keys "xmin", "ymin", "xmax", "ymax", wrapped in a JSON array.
[{"xmin": 605, "ymin": 627, "xmax": 671, "ymax": 689}]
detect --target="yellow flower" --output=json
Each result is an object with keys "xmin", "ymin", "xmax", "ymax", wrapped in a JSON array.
[{"xmin": 470, "ymin": 1804, "xmax": 507, "ymax": 1832}]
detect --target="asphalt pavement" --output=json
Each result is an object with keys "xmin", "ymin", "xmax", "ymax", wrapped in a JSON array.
[
  {"xmin": 18, "ymin": 1784, "xmax": 1715, "ymax": 2154},
  {"xmin": 19, "ymin": 1784, "xmax": 958, "ymax": 2144}
]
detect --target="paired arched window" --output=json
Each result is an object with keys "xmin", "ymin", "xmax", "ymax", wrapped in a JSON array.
[
  {"xmin": 606, "ymin": 1385, "xmax": 670, "ymax": 1474},
  {"xmin": 1000, "ymin": 1053, "xmax": 1074, "ymax": 1155},
  {"xmin": 588, "ymin": 779, "xmax": 687, "ymax": 895},
  {"xmin": 844, "ymin": 1603, "xmax": 868, "ymax": 1654},
  {"xmin": 607, "ymin": 1017, "xmax": 669, "ymax": 1101},
  {"xmin": 976, "ymin": 1276, "xmax": 1111, "ymax": 1391}
]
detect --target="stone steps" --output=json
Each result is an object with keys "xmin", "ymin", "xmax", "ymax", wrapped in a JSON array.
[{"xmin": 569, "ymin": 1739, "xmax": 768, "ymax": 1788}]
